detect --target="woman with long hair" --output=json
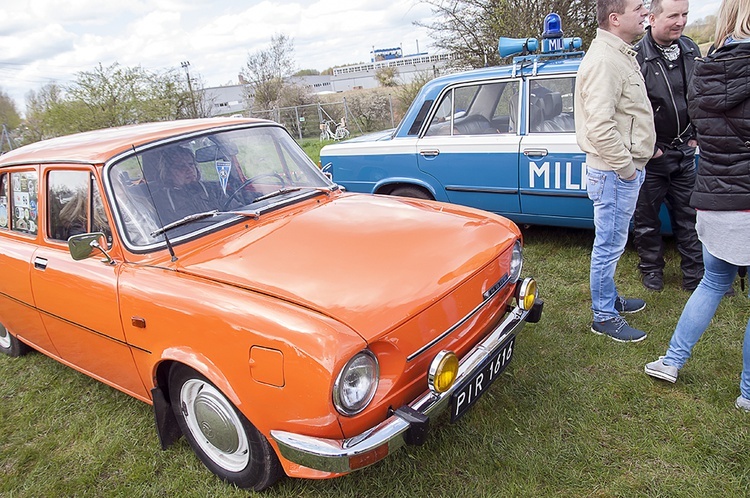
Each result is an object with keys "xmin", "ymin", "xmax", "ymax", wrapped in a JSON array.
[{"xmin": 644, "ymin": 0, "xmax": 750, "ymax": 411}]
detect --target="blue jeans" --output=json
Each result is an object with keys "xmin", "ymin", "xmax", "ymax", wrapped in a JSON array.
[
  {"xmin": 586, "ymin": 168, "xmax": 645, "ymax": 322},
  {"xmin": 663, "ymin": 247, "xmax": 750, "ymax": 399}
]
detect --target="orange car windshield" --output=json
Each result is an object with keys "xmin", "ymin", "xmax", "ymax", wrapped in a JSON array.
[{"xmin": 107, "ymin": 125, "xmax": 332, "ymax": 249}]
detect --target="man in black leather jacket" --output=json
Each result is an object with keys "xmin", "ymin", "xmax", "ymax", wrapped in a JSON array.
[{"xmin": 633, "ymin": 0, "xmax": 703, "ymax": 292}]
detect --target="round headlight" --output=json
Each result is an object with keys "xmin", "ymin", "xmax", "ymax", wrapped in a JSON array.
[
  {"xmin": 509, "ymin": 240, "xmax": 523, "ymax": 282},
  {"xmin": 333, "ymin": 351, "xmax": 379, "ymax": 416}
]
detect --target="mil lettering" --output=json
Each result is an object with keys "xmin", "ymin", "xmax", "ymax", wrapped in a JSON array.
[{"xmin": 529, "ymin": 161, "xmax": 587, "ymax": 190}]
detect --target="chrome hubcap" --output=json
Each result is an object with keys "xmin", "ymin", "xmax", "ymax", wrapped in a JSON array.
[{"xmin": 180, "ymin": 379, "xmax": 250, "ymax": 471}]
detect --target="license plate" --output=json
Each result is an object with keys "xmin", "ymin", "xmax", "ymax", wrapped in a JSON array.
[{"xmin": 450, "ymin": 335, "xmax": 515, "ymax": 422}]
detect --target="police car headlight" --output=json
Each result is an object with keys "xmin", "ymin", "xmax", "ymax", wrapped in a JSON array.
[
  {"xmin": 509, "ymin": 240, "xmax": 523, "ymax": 282},
  {"xmin": 333, "ymin": 351, "xmax": 379, "ymax": 416}
]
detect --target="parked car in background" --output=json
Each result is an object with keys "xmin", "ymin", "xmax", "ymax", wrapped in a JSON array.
[
  {"xmin": 0, "ymin": 118, "xmax": 542, "ymax": 490},
  {"xmin": 321, "ymin": 27, "xmax": 672, "ymax": 231}
]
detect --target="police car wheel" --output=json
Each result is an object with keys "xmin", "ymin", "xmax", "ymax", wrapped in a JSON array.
[{"xmin": 390, "ymin": 186, "xmax": 432, "ymax": 200}]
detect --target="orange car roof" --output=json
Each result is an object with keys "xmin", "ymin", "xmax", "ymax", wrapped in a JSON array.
[{"xmin": 0, "ymin": 118, "xmax": 271, "ymax": 167}]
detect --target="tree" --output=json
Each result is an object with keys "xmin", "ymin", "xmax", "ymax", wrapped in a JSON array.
[
  {"xmin": 0, "ymin": 89, "xmax": 21, "ymax": 131},
  {"xmin": 241, "ymin": 34, "xmax": 299, "ymax": 112},
  {"xmin": 417, "ymin": 0, "xmax": 597, "ymax": 69},
  {"xmin": 23, "ymin": 83, "xmax": 69, "ymax": 143},
  {"xmin": 375, "ymin": 67, "xmax": 399, "ymax": 87},
  {"xmin": 22, "ymin": 63, "xmax": 205, "ymax": 142}
]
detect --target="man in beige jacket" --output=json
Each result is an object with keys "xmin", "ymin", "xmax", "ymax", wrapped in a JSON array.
[{"xmin": 574, "ymin": 0, "xmax": 656, "ymax": 342}]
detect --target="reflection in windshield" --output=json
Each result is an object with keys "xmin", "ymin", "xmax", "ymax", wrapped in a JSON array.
[{"xmin": 108, "ymin": 125, "xmax": 333, "ymax": 248}]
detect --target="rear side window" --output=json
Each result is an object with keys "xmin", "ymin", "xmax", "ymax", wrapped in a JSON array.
[
  {"xmin": 529, "ymin": 77, "xmax": 576, "ymax": 133},
  {"xmin": 0, "ymin": 171, "xmax": 39, "ymax": 236}
]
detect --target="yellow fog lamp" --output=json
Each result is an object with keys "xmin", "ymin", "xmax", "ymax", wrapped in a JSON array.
[
  {"xmin": 517, "ymin": 277, "xmax": 538, "ymax": 310},
  {"xmin": 428, "ymin": 351, "xmax": 459, "ymax": 394}
]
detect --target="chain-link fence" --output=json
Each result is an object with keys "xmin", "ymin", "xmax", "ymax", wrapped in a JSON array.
[{"xmin": 248, "ymin": 93, "xmax": 397, "ymax": 141}]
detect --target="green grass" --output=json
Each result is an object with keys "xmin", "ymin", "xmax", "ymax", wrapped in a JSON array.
[
  {"xmin": 299, "ymin": 138, "xmax": 331, "ymax": 166},
  {"xmin": 2, "ymin": 226, "xmax": 750, "ymax": 497}
]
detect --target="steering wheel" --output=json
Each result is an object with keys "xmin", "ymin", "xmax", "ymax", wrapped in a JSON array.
[{"xmin": 221, "ymin": 173, "xmax": 285, "ymax": 210}]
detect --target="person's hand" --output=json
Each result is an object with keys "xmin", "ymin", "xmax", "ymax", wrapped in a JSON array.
[
  {"xmin": 687, "ymin": 139, "xmax": 698, "ymax": 148},
  {"xmin": 653, "ymin": 148, "xmax": 664, "ymax": 158}
]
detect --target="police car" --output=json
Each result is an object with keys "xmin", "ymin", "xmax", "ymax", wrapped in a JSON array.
[{"xmin": 321, "ymin": 15, "xmax": 670, "ymax": 230}]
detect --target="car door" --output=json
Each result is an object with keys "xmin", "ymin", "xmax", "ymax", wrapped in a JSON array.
[
  {"xmin": 0, "ymin": 168, "xmax": 57, "ymax": 353},
  {"xmin": 518, "ymin": 75, "xmax": 593, "ymax": 227},
  {"xmin": 29, "ymin": 166, "xmax": 148, "ymax": 398},
  {"xmin": 416, "ymin": 79, "xmax": 522, "ymax": 215}
]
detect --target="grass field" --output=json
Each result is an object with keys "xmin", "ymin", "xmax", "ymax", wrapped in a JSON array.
[{"xmin": 2, "ymin": 225, "xmax": 749, "ymax": 496}]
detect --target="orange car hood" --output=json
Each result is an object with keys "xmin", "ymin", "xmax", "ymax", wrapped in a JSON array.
[{"xmin": 175, "ymin": 194, "xmax": 518, "ymax": 341}]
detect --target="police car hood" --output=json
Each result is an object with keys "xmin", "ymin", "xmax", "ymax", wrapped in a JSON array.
[{"xmin": 176, "ymin": 193, "xmax": 519, "ymax": 341}]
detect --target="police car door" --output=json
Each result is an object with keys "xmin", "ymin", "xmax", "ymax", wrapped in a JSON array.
[
  {"xmin": 518, "ymin": 75, "xmax": 592, "ymax": 227},
  {"xmin": 416, "ymin": 79, "xmax": 521, "ymax": 215}
]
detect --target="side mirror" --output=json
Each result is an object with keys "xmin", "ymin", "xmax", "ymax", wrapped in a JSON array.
[{"xmin": 68, "ymin": 232, "xmax": 113, "ymax": 264}]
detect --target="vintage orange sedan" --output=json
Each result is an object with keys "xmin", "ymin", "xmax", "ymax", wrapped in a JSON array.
[{"xmin": 0, "ymin": 118, "xmax": 542, "ymax": 490}]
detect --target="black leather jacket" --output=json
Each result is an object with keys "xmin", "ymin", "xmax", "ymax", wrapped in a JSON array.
[
  {"xmin": 634, "ymin": 28, "xmax": 700, "ymax": 150},
  {"xmin": 688, "ymin": 42, "xmax": 750, "ymax": 211}
]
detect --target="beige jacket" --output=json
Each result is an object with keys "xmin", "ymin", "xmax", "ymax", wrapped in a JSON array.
[{"xmin": 574, "ymin": 29, "xmax": 655, "ymax": 178}]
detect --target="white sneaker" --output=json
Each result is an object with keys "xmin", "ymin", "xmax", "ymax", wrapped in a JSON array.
[
  {"xmin": 645, "ymin": 356, "xmax": 678, "ymax": 383},
  {"xmin": 736, "ymin": 396, "xmax": 750, "ymax": 412}
]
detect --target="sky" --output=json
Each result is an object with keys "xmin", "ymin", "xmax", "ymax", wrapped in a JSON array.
[{"xmin": 0, "ymin": 0, "xmax": 721, "ymax": 117}]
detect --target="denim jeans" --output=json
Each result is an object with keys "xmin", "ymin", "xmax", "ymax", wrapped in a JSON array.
[
  {"xmin": 663, "ymin": 247, "xmax": 750, "ymax": 399},
  {"xmin": 586, "ymin": 167, "xmax": 645, "ymax": 322}
]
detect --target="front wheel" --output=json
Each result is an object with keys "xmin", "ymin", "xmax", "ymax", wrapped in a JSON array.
[
  {"xmin": 0, "ymin": 323, "xmax": 30, "ymax": 357},
  {"xmin": 389, "ymin": 186, "xmax": 433, "ymax": 200},
  {"xmin": 169, "ymin": 364, "xmax": 282, "ymax": 490}
]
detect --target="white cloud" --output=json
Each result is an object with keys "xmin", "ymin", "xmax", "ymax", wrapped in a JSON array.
[{"xmin": 3, "ymin": 0, "xmax": 715, "ymax": 117}]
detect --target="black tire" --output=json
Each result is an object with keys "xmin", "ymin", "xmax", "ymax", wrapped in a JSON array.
[
  {"xmin": 0, "ymin": 323, "xmax": 30, "ymax": 357},
  {"xmin": 168, "ymin": 364, "xmax": 282, "ymax": 490},
  {"xmin": 389, "ymin": 186, "xmax": 432, "ymax": 200}
]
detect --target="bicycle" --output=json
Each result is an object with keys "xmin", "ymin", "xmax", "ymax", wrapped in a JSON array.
[{"xmin": 320, "ymin": 119, "xmax": 350, "ymax": 141}]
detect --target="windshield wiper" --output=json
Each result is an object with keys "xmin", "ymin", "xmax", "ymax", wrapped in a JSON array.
[
  {"xmin": 150, "ymin": 210, "xmax": 220, "ymax": 237},
  {"xmin": 250, "ymin": 186, "xmax": 336, "ymax": 205},
  {"xmin": 250, "ymin": 186, "xmax": 302, "ymax": 204}
]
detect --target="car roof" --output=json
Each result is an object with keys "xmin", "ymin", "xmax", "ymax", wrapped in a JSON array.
[
  {"xmin": 0, "ymin": 118, "xmax": 273, "ymax": 168},
  {"xmin": 418, "ymin": 56, "xmax": 581, "ymax": 100}
]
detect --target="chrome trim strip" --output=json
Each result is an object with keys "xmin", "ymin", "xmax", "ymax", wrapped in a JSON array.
[
  {"xmin": 406, "ymin": 273, "xmax": 510, "ymax": 362},
  {"xmin": 270, "ymin": 298, "xmax": 535, "ymax": 474}
]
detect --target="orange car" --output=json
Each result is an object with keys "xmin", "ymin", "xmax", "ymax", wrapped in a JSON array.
[{"xmin": 0, "ymin": 118, "xmax": 543, "ymax": 490}]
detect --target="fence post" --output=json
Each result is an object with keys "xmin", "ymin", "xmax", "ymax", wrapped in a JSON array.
[
  {"xmin": 388, "ymin": 94, "xmax": 394, "ymax": 129},
  {"xmin": 294, "ymin": 105, "xmax": 302, "ymax": 140}
]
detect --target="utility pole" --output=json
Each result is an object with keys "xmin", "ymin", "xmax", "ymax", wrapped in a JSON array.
[{"xmin": 181, "ymin": 61, "xmax": 199, "ymax": 118}]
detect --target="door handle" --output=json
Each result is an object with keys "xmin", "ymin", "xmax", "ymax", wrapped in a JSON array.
[
  {"xmin": 34, "ymin": 257, "xmax": 48, "ymax": 270},
  {"xmin": 523, "ymin": 148, "xmax": 549, "ymax": 159},
  {"xmin": 419, "ymin": 149, "xmax": 440, "ymax": 158}
]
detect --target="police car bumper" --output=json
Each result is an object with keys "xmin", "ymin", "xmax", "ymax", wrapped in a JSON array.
[{"xmin": 270, "ymin": 295, "xmax": 544, "ymax": 474}]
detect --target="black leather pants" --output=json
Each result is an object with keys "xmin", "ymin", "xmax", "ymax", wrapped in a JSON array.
[{"xmin": 633, "ymin": 144, "xmax": 704, "ymax": 286}]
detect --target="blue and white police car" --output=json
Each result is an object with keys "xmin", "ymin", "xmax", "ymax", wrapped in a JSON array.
[{"xmin": 321, "ymin": 15, "xmax": 669, "ymax": 230}]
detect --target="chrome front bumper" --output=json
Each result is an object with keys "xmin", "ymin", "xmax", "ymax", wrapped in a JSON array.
[{"xmin": 270, "ymin": 297, "xmax": 543, "ymax": 474}]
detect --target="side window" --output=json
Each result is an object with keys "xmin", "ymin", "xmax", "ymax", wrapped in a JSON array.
[
  {"xmin": 48, "ymin": 170, "xmax": 111, "ymax": 245},
  {"xmin": 424, "ymin": 81, "xmax": 518, "ymax": 136},
  {"xmin": 529, "ymin": 77, "xmax": 576, "ymax": 133},
  {"xmin": 3, "ymin": 171, "xmax": 39, "ymax": 236}
]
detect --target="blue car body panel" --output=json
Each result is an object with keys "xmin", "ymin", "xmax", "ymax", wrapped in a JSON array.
[{"xmin": 321, "ymin": 54, "xmax": 674, "ymax": 232}]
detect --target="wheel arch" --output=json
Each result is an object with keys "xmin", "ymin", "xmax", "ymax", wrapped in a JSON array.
[
  {"xmin": 373, "ymin": 179, "xmax": 436, "ymax": 199},
  {"xmin": 150, "ymin": 351, "xmax": 241, "ymax": 450}
]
